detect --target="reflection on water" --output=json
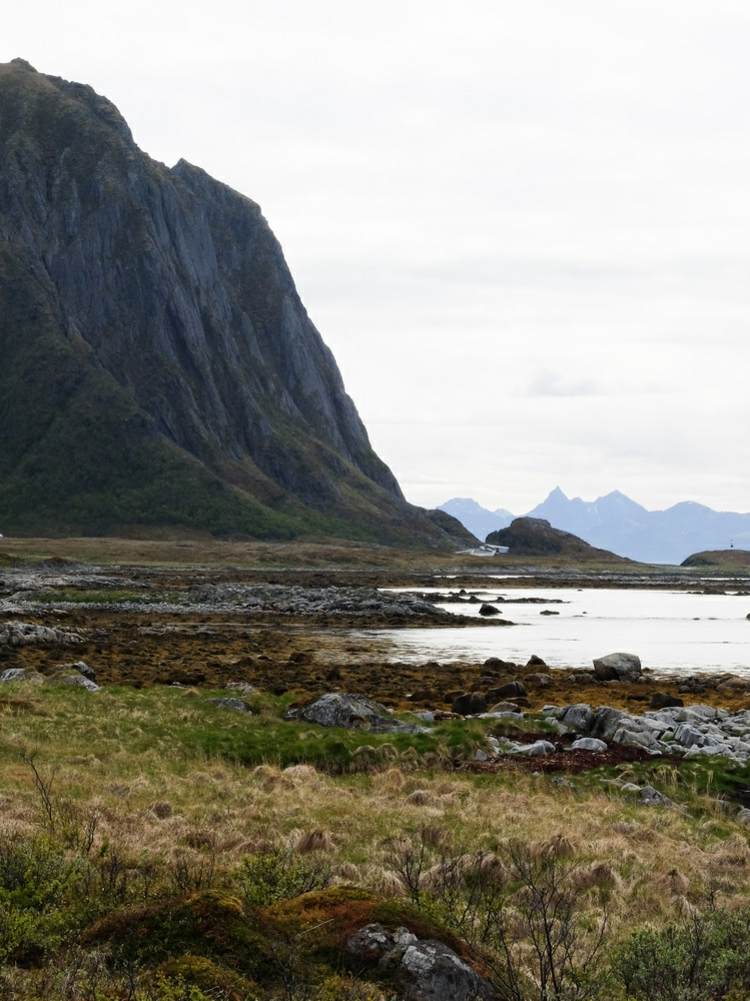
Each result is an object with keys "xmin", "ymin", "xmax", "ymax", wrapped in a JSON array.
[{"xmin": 366, "ymin": 587, "xmax": 750, "ymax": 676}]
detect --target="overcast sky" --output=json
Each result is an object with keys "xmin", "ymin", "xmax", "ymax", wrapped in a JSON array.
[{"xmin": 4, "ymin": 1, "xmax": 750, "ymax": 514}]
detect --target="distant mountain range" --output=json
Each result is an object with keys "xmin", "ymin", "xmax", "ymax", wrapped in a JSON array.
[{"xmin": 440, "ymin": 488, "xmax": 750, "ymax": 564}]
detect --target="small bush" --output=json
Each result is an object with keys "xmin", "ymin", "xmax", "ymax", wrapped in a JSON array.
[
  {"xmin": 614, "ymin": 907, "xmax": 750, "ymax": 1000},
  {"xmin": 238, "ymin": 850, "xmax": 332, "ymax": 908},
  {"xmin": 0, "ymin": 836, "xmax": 84, "ymax": 963}
]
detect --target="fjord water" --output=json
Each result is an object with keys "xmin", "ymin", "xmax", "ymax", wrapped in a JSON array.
[{"xmin": 373, "ymin": 586, "xmax": 750, "ymax": 676}]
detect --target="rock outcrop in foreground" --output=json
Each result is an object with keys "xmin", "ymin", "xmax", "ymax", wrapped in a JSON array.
[
  {"xmin": 486, "ymin": 517, "xmax": 628, "ymax": 562},
  {"xmin": 0, "ymin": 59, "xmax": 471, "ymax": 548}
]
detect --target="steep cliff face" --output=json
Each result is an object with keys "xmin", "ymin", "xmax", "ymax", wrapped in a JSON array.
[{"xmin": 0, "ymin": 59, "xmax": 471, "ymax": 546}]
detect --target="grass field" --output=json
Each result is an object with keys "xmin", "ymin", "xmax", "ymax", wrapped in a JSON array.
[{"xmin": 1, "ymin": 682, "xmax": 750, "ymax": 999}]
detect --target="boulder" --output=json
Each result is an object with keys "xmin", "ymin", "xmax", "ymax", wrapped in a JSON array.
[
  {"xmin": 60, "ymin": 660, "xmax": 96, "ymax": 681},
  {"xmin": 346, "ymin": 923, "xmax": 496, "ymax": 1000},
  {"xmin": 487, "ymin": 681, "xmax": 526, "ymax": 700},
  {"xmin": 0, "ymin": 667, "xmax": 45, "ymax": 684},
  {"xmin": 717, "ymin": 677, "xmax": 750, "ymax": 693},
  {"xmin": 478, "ymin": 604, "xmax": 500, "ymax": 616},
  {"xmin": 286, "ymin": 692, "xmax": 423, "ymax": 733},
  {"xmin": 571, "ymin": 737, "xmax": 608, "ymax": 752},
  {"xmin": 510, "ymin": 740, "xmax": 556, "ymax": 757},
  {"xmin": 483, "ymin": 657, "xmax": 516, "ymax": 671},
  {"xmin": 487, "ymin": 701, "xmax": 522, "ymax": 713},
  {"xmin": 639, "ymin": 785, "xmax": 674, "ymax": 808},
  {"xmin": 0, "ymin": 622, "xmax": 83, "ymax": 647},
  {"xmin": 451, "ymin": 692, "xmax": 487, "ymax": 716},
  {"xmin": 53, "ymin": 673, "xmax": 100, "ymax": 692},
  {"xmin": 650, "ymin": 693, "xmax": 683, "ymax": 709},
  {"xmin": 590, "ymin": 706, "xmax": 625, "ymax": 741},
  {"xmin": 593, "ymin": 652, "xmax": 642, "ymax": 682},
  {"xmin": 526, "ymin": 655, "xmax": 547, "ymax": 668},
  {"xmin": 525, "ymin": 673, "xmax": 552, "ymax": 688},
  {"xmin": 611, "ymin": 726, "xmax": 663, "ymax": 754},
  {"xmin": 560, "ymin": 704, "xmax": 594, "ymax": 733},
  {"xmin": 674, "ymin": 723, "xmax": 704, "ymax": 748}
]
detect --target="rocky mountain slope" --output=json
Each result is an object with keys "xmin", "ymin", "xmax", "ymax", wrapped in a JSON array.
[
  {"xmin": 441, "ymin": 486, "xmax": 750, "ymax": 563},
  {"xmin": 486, "ymin": 517, "xmax": 629, "ymax": 562},
  {"xmin": 0, "ymin": 59, "xmax": 471, "ymax": 547}
]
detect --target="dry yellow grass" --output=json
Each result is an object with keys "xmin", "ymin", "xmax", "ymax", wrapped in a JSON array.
[{"xmin": 1, "ymin": 684, "xmax": 748, "ymax": 939}]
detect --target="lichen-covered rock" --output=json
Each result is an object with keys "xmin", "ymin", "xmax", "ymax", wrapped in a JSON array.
[
  {"xmin": 0, "ymin": 622, "xmax": 82, "ymax": 647},
  {"xmin": 571, "ymin": 737, "xmax": 608, "ymax": 752},
  {"xmin": 507, "ymin": 740, "xmax": 556, "ymax": 757},
  {"xmin": 286, "ymin": 692, "xmax": 424, "ymax": 733},
  {"xmin": 52, "ymin": 673, "xmax": 100, "ymax": 692},
  {"xmin": 0, "ymin": 667, "xmax": 45, "ymax": 684},
  {"xmin": 56, "ymin": 660, "xmax": 97, "ymax": 681},
  {"xmin": 346, "ymin": 923, "xmax": 496, "ymax": 1000}
]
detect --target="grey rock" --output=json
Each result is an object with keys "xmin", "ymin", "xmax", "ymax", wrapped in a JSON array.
[
  {"xmin": 286, "ymin": 692, "xmax": 423, "ymax": 733},
  {"xmin": 60, "ymin": 661, "xmax": 96, "ymax": 681},
  {"xmin": 346, "ymin": 923, "xmax": 496, "ymax": 1001},
  {"xmin": 487, "ymin": 681, "xmax": 526, "ymax": 700},
  {"xmin": 225, "ymin": 681, "xmax": 254, "ymax": 695},
  {"xmin": 511, "ymin": 740, "xmax": 556, "ymax": 757},
  {"xmin": 0, "ymin": 622, "xmax": 82, "ymax": 647},
  {"xmin": 561, "ymin": 703, "xmax": 594, "ymax": 733},
  {"xmin": 674, "ymin": 724, "xmax": 704, "ymax": 748},
  {"xmin": 676, "ymin": 705, "xmax": 720, "ymax": 723},
  {"xmin": 527, "ymin": 655, "xmax": 547, "ymax": 668},
  {"xmin": 590, "ymin": 706, "xmax": 626, "ymax": 741},
  {"xmin": 486, "ymin": 701, "xmax": 522, "ymax": 713},
  {"xmin": 650, "ymin": 692, "xmax": 683, "ymax": 709},
  {"xmin": 0, "ymin": 667, "xmax": 45, "ymax": 684},
  {"xmin": 684, "ymin": 745, "xmax": 737, "ymax": 762},
  {"xmin": 611, "ymin": 726, "xmax": 663, "ymax": 754},
  {"xmin": 478, "ymin": 603, "xmax": 500, "ymax": 616},
  {"xmin": 639, "ymin": 785, "xmax": 674, "ymax": 807},
  {"xmin": 571, "ymin": 737, "xmax": 608, "ymax": 752},
  {"xmin": 53, "ymin": 673, "xmax": 100, "ymax": 692},
  {"xmin": 208, "ymin": 697, "xmax": 252, "ymax": 713},
  {"xmin": 525, "ymin": 673, "xmax": 552, "ymax": 687},
  {"xmin": 452, "ymin": 692, "xmax": 487, "ymax": 715},
  {"xmin": 593, "ymin": 652, "xmax": 642, "ymax": 681}
]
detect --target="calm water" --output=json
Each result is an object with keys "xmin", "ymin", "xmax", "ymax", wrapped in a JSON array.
[{"xmin": 369, "ymin": 587, "xmax": 750, "ymax": 676}]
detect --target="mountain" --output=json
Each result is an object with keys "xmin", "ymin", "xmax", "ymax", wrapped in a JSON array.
[
  {"xmin": 0, "ymin": 59, "xmax": 472, "ymax": 548},
  {"xmin": 441, "ymin": 487, "xmax": 750, "ymax": 563},
  {"xmin": 438, "ymin": 498, "xmax": 513, "ymax": 541},
  {"xmin": 486, "ymin": 517, "xmax": 628, "ymax": 562},
  {"xmin": 681, "ymin": 550, "xmax": 750, "ymax": 569},
  {"xmin": 527, "ymin": 488, "xmax": 750, "ymax": 564}
]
